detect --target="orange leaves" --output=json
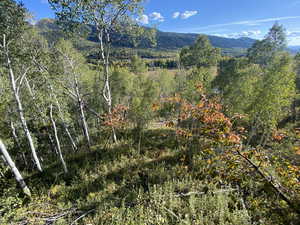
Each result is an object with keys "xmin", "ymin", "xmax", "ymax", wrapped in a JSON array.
[
  {"xmin": 228, "ymin": 133, "xmax": 241, "ymax": 144},
  {"xmin": 272, "ymin": 131, "xmax": 286, "ymax": 142},
  {"xmin": 151, "ymin": 103, "xmax": 160, "ymax": 112},
  {"xmin": 202, "ymin": 111, "xmax": 230, "ymax": 126},
  {"xmin": 161, "ymin": 83, "xmax": 243, "ymax": 147},
  {"xmin": 102, "ymin": 104, "xmax": 128, "ymax": 129}
]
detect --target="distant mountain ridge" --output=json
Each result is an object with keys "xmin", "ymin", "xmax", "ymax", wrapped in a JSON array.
[
  {"xmin": 35, "ymin": 19, "xmax": 257, "ymax": 51},
  {"xmin": 289, "ymin": 46, "xmax": 300, "ymax": 54},
  {"xmin": 155, "ymin": 31, "xmax": 256, "ymax": 49}
]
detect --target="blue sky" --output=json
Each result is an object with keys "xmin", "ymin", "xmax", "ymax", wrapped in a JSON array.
[{"xmin": 22, "ymin": 0, "xmax": 300, "ymax": 46}]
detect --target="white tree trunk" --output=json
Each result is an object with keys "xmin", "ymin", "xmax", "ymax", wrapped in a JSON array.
[
  {"xmin": 98, "ymin": 30, "xmax": 117, "ymax": 143},
  {"xmin": 0, "ymin": 139, "xmax": 31, "ymax": 197},
  {"xmin": 74, "ymin": 74, "xmax": 91, "ymax": 148},
  {"xmin": 63, "ymin": 54, "xmax": 91, "ymax": 149},
  {"xmin": 54, "ymin": 96, "xmax": 78, "ymax": 152},
  {"xmin": 24, "ymin": 78, "xmax": 58, "ymax": 154},
  {"xmin": 3, "ymin": 37, "xmax": 42, "ymax": 172},
  {"xmin": 48, "ymin": 83, "xmax": 78, "ymax": 152},
  {"xmin": 49, "ymin": 104, "xmax": 68, "ymax": 174},
  {"xmin": 10, "ymin": 121, "xmax": 28, "ymax": 167}
]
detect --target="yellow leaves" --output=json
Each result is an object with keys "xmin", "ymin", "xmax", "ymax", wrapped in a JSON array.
[
  {"xmin": 196, "ymin": 102, "xmax": 204, "ymax": 108},
  {"xmin": 293, "ymin": 146, "xmax": 300, "ymax": 155},
  {"xmin": 165, "ymin": 121, "xmax": 175, "ymax": 128},
  {"xmin": 295, "ymin": 128, "xmax": 300, "ymax": 137},
  {"xmin": 176, "ymin": 129, "xmax": 192, "ymax": 138},
  {"xmin": 287, "ymin": 165, "xmax": 299, "ymax": 173},
  {"xmin": 151, "ymin": 103, "xmax": 160, "ymax": 111},
  {"xmin": 231, "ymin": 113, "xmax": 246, "ymax": 120},
  {"xmin": 195, "ymin": 83, "xmax": 204, "ymax": 93}
]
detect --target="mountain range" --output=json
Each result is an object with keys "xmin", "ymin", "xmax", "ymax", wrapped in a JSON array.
[
  {"xmin": 35, "ymin": 19, "xmax": 255, "ymax": 50},
  {"xmin": 35, "ymin": 19, "xmax": 299, "ymax": 56}
]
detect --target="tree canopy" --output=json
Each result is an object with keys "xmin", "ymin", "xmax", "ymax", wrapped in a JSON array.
[
  {"xmin": 247, "ymin": 22, "xmax": 287, "ymax": 65},
  {"xmin": 180, "ymin": 35, "xmax": 221, "ymax": 68}
]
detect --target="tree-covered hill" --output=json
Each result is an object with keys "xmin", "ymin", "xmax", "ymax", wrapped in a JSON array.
[
  {"xmin": 35, "ymin": 18, "xmax": 256, "ymax": 50},
  {"xmin": 155, "ymin": 31, "xmax": 256, "ymax": 49}
]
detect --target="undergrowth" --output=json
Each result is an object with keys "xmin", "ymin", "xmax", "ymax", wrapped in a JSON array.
[{"xmin": 0, "ymin": 128, "xmax": 299, "ymax": 224}]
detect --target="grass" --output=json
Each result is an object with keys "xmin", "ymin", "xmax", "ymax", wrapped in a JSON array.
[{"xmin": 1, "ymin": 128, "xmax": 254, "ymax": 225}]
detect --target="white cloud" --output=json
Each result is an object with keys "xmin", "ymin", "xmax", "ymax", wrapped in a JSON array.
[
  {"xmin": 137, "ymin": 15, "xmax": 149, "ymax": 25},
  {"xmin": 172, "ymin": 11, "xmax": 198, "ymax": 20},
  {"xmin": 287, "ymin": 30, "xmax": 300, "ymax": 45},
  {"xmin": 41, "ymin": 0, "xmax": 48, "ymax": 3},
  {"xmin": 192, "ymin": 16, "xmax": 300, "ymax": 31},
  {"xmin": 212, "ymin": 33, "xmax": 229, "ymax": 38},
  {"xmin": 212, "ymin": 30, "xmax": 262, "ymax": 39},
  {"xmin": 172, "ymin": 12, "xmax": 180, "ymax": 19},
  {"xmin": 181, "ymin": 10, "xmax": 198, "ymax": 19},
  {"xmin": 149, "ymin": 12, "xmax": 164, "ymax": 22},
  {"xmin": 213, "ymin": 29, "xmax": 300, "ymax": 45},
  {"xmin": 242, "ymin": 30, "xmax": 261, "ymax": 36},
  {"xmin": 288, "ymin": 36, "xmax": 300, "ymax": 45},
  {"xmin": 287, "ymin": 30, "xmax": 300, "ymax": 37}
]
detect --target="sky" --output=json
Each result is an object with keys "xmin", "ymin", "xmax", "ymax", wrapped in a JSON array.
[{"xmin": 22, "ymin": 0, "xmax": 300, "ymax": 46}]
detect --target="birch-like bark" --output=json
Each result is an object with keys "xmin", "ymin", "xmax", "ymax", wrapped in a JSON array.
[
  {"xmin": 3, "ymin": 35, "xmax": 42, "ymax": 172},
  {"xmin": 49, "ymin": 104, "xmax": 68, "ymax": 174},
  {"xmin": 63, "ymin": 54, "xmax": 91, "ymax": 148},
  {"xmin": 27, "ymin": 77, "xmax": 77, "ymax": 152},
  {"xmin": 98, "ymin": 29, "xmax": 117, "ymax": 142},
  {"xmin": 53, "ymin": 94, "xmax": 78, "ymax": 152},
  {"xmin": 10, "ymin": 120, "xmax": 28, "ymax": 167},
  {"xmin": 24, "ymin": 78, "xmax": 58, "ymax": 155},
  {"xmin": 73, "ymin": 72, "xmax": 91, "ymax": 148},
  {"xmin": 0, "ymin": 139, "xmax": 31, "ymax": 197}
]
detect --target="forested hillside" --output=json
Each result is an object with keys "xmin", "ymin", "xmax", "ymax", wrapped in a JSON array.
[
  {"xmin": 1, "ymin": 1, "xmax": 300, "ymax": 225},
  {"xmin": 35, "ymin": 18, "xmax": 255, "ymax": 55}
]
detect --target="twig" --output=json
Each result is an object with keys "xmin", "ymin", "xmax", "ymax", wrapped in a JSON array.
[
  {"xmin": 162, "ymin": 207, "xmax": 189, "ymax": 225},
  {"xmin": 71, "ymin": 209, "xmax": 95, "ymax": 225},
  {"xmin": 175, "ymin": 188, "xmax": 237, "ymax": 197},
  {"xmin": 236, "ymin": 145, "xmax": 300, "ymax": 215}
]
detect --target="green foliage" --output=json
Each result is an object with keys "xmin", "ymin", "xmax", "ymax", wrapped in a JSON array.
[
  {"xmin": 155, "ymin": 30, "xmax": 255, "ymax": 50},
  {"xmin": 48, "ymin": 0, "xmax": 144, "ymax": 36},
  {"xmin": 0, "ymin": 0, "xmax": 27, "ymax": 43},
  {"xmin": 0, "ymin": 187, "xmax": 24, "ymax": 223},
  {"xmin": 1, "ymin": 4, "xmax": 300, "ymax": 225},
  {"xmin": 266, "ymin": 22, "xmax": 287, "ymax": 51},
  {"xmin": 249, "ymin": 53, "xmax": 296, "ymax": 131},
  {"xmin": 247, "ymin": 22, "xmax": 287, "ymax": 66},
  {"xmin": 130, "ymin": 55, "xmax": 147, "ymax": 73},
  {"xmin": 295, "ymin": 53, "xmax": 300, "ymax": 91},
  {"xmin": 128, "ymin": 73, "xmax": 159, "ymax": 130},
  {"xmin": 178, "ymin": 67, "xmax": 215, "ymax": 103},
  {"xmin": 215, "ymin": 57, "xmax": 262, "ymax": 115},
  {"xmin": 154, "ymin": 70, "xmax": 176, "ymax": 97},
  {"xmin": 180, "ymin": 35, "xmax": 221, "ymax": 68},
  {"xmin": 111, "ymin": 66, "xmax": 135, "ymax": 106},
  {"xmin": 89, "ymin": 182, "xmax": 251, "ymax": 225}
]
